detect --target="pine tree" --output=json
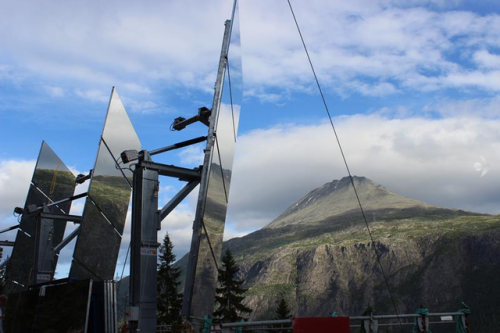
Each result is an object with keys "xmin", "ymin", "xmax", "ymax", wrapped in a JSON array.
[
  {"xmin": 275, "ymin": 297, "xmax": 292, "ymax": 320},
  {"xmin": 214, "ymin": 248, "xmax": 252, "ymax": 322},
  {"xmin": 0, "ymin": 247, "xmax": 4, "ymax": 293},
  {"xmin": 157, "ymin": 233, "xmax": 183, "ymax": 325},
  {"xmin": 275, "ymin": 297, "xmax": 292, "ymax": 333}
]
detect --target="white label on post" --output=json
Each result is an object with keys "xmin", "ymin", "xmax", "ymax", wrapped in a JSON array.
[{"xmin": 141, "ymin": 247, "xmax": 157, "ymax": 256}]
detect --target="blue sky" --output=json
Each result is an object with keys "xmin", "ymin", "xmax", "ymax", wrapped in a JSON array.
[{"xmin": 1, "ymin": 0, "xmax": 500, "ymax": 276}]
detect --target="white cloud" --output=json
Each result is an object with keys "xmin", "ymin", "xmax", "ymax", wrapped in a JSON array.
[
  {"xmin": 226, "ymin": 112, "xmax": 500, "ymax": 232},
  {"xmin": 239, "ymin": 0, "xmax": 500, "ymax": 96},
  {"xmin": 178, "ymin": 145, "xmax": 205, "ymax": 166},
  {"xmin": 74, "ymin": 88, "xmax": 109, "ymax": 103},
  {"xmin": 474, "ymin": 50, "xmax": 500, "ymax": 69},
  {"xmin": 0, "ymin": 159, "xmax": 36, "ymax": 263},
  {"xmin": 442, "ymin": 70, "xmax": 500, "ymax": 91},
  {"xmin": 428, "ymin": 96, "xmax": 500, "ymax": 118},
  {"xmin": 3, "ymin": 0, "xmax": 500, "ymax": 279},
  {"xmin": 0, "ymin": 0, "xmax": 231, "ymax": 93},
  {"xmin": 223, "ymin": 227, "xmax": 248, "ymax": 241},
  {"xmin": 2, "ymin": 0, "xmax": 500, "ymax": 100},
  {"xmin": 0, "ymin": 64, "xmax": 23, "ymax": 84},
  {"xmin": 44, "ymin": 85, "xmax": 65, "ymax": 98},
  {"xmin": 0, "ymin": 159, "xmax": 35, "ymax": 221},
  {"xmin": 351, "ymin": 81, "xmax": 399, "ymax": 96},
  {"xmin": 4, "ymin": 111, "xmax": 500, "ymax": 277}
]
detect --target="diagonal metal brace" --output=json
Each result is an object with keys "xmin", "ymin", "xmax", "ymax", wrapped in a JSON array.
[
  {"xmin": 158, "ymin": 179, "xmax": 200, "ymax": 224},
  {"xmin": 54, "ymin": 226, "xmax": 81, "ymax": 255},
  {"xmin": 0, "ymin": 225, "xmax": 20, "ymax": 235}
]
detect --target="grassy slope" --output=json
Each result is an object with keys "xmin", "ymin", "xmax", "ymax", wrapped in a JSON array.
[{"xmin": 230, "ymin": 213, "xmax": 499, "ymax": 263}]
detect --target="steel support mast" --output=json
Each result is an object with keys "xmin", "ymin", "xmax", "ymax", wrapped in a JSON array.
[
  {"xmin": 181, "ymin": 18, "xmax": 232, "ymax": 321},
  {"xmin": 127, "ymin": 151, "xmax": 202, "ymax": 332},
  {"xmin": 127, "ymin": 12, "xmax": 234, "ymax": 332}
]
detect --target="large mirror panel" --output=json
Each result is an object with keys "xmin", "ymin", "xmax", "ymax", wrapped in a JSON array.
[{"xmin": 5, "ymin": 142, "xmax": 75, "ymax": 293}]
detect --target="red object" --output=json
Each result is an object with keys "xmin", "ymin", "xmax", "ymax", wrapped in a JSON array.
[
  {"xmin": 120, "ymin": 322, "xmax": 129, "ymax": 333},
  {"xmin": 292, "ymin": 317, "xmax": 351, "ymax": 333}
]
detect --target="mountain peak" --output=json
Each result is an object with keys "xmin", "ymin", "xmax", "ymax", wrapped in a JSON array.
[{"xmin": 265, "ymin": 176, "xmax": 433, "ymax": 229}]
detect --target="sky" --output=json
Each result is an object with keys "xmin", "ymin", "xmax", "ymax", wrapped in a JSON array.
[{"xmin": 1, "ymin": 0, "xmax": 500, "ymax": 278}]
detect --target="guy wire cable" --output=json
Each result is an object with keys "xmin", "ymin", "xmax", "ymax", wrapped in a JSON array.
[
  {"xmin": 117, "ymin": 241, "xmax": 131, "ymax": 293},
  {"xmin": 286, "ymin": 0, "xmax": 404, "ymax": 328}
]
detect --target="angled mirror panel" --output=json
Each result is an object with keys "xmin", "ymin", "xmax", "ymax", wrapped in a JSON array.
[
  {"xmin": 71, "ymin": 201, "xmax": 122, "ymax": 280},
  {"xmin": 70, "ymin": 88, "xmax": 141, "ymax": 281},
  {"xmin": 189, "ymin": 144, "xmax": 227, "ymax": 317},
  {"xmin": 188, "ymin": 1, "xmax": 242, "ymax": 318},
  {"xmin": 32, "ymin": 142, "xmax": 77, "ymax": 205},
  {"xmin": 225, "ymin": 0, "xmax": 242, "ymax": 117},
  {"xmin": 5, "ymin": 142, "xmax": 75, "ymax": 293},
  {"xmin": 206, "ymin": 0, "xmax": 242, "ymax": 236},
  {"xmin": 214, "ymin": 102, "xmax": 240, "ymax": 200},
  {"xmin": 88, "ymin": 144, "xmax": 131, "ymax": 235},
  {"xmin": 101, "ymin": 87, "xmax": 142, "ymax": 183}
]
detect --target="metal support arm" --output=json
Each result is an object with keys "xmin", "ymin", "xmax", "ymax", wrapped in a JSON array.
[
  {"xmin": 27, "ymin": 192, "xmax": 88, "ymax": 214},
  {"xmin": 122, "ymin": 137, "xmax": 207, "ymax": 164},
  {"xmin": 150, "ymin": 136, "xmax": 207, "ymax": 157},
  {"xmin": 46, "ymin": 192, "xmax": 88, "ymax": 208},
  {"xmin": 75, "ymin": 169, "xmax": 93, "ymax": 184},
  {"xmin": 0, "ymin": 240, "xmax": 15, "ymax": 246},
  {"xmin": 171, "ymin": 107, "xmax": 211, "ymax": 131},
  {"xmin": 139, "ymin": 161, "xmax": 201, "ymax": 181},
  {"xmin": 40, "ymin": 212, "xmax": 82, "ymax": 223}
]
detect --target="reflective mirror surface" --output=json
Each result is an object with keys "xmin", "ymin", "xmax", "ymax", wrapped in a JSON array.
[
  {"xmin": 189, "ymin": 1, "xmax": 242, "ymax": 318},
  {"xmin": 100, "ymin": 88, "xmax": 141, "ymax": 183},
  {"xmin": 5, "ymin": 142, "xmax": 76, "ymax": 293},
  {"xmin": 87, "ymin": 143, "xmax": 131, "ymax": 235},
  {"xmin": 70, "ymin": 88, "xmax": 141, "ymax": 281}
]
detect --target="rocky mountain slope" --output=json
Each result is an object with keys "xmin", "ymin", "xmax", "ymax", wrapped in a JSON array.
[
  {"xmin": 266, "ymin": 176, "xmax": 434, "ymax": 229},
  {"xmin": 219, "ymin": 176, "xmax": 500, "ymax": 332},
  {"xmin": 118, "ymin": 176, "xmax": 499, "ymax": 332}
]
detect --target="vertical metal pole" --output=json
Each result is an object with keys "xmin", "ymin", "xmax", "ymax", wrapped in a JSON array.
[
  {"xmin": 112, "ymin": 281, "xmax": 118, "ymax": 333},
  {"xmin": 33, "ymin": 205, "xmax": 56, "ymax": 285},
  {"xmin": 129, "ymin": 152, "xmax": 160, "ymax": 332},
  {"xmin": 84, "ymin": 279, "xmax": 93, "ymax": 333},
  {"xmin": 105, "ymin": 282, "xmax": 108, "ymax": 332},
  {"xmin": 181, "ymin": 19, "xmax": 232, "ymax": 320},
  {"xmin": 32, "ymin": 213, "xmax": 42, "ymax": 286}
]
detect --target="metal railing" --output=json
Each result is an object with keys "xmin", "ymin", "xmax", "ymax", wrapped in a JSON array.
[
  {"xmin": 157, "ymin": 325, "xmax": 173, "ymax": 332},
  {"xmin": 217, "ymin": 312, "xmax": 466, "ymax": 332},
  {"xmin": 157, "ymin": 312, "xmax": 468, "ymax": 332},
  {"xmin": 221, "ymin": 319, "xmax": 292, "ymax": 332}
]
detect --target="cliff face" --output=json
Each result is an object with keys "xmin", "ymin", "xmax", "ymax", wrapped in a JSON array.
[
  {"xmin": 238, "ymin": 231, "xmax": 500, "ymax": 317},
  {"xmin": 220, "ymin": 177, "xmax": 500, "ymax": 332}
]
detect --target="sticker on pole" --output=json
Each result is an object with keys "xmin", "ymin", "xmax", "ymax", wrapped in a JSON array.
[
  {"xmin": 37, "ymin": 273, "xmax": 51, "ymax": 282},
  {"xmin": 141, "ymin": 247, "xmax": 157, "ymax": 256}
]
